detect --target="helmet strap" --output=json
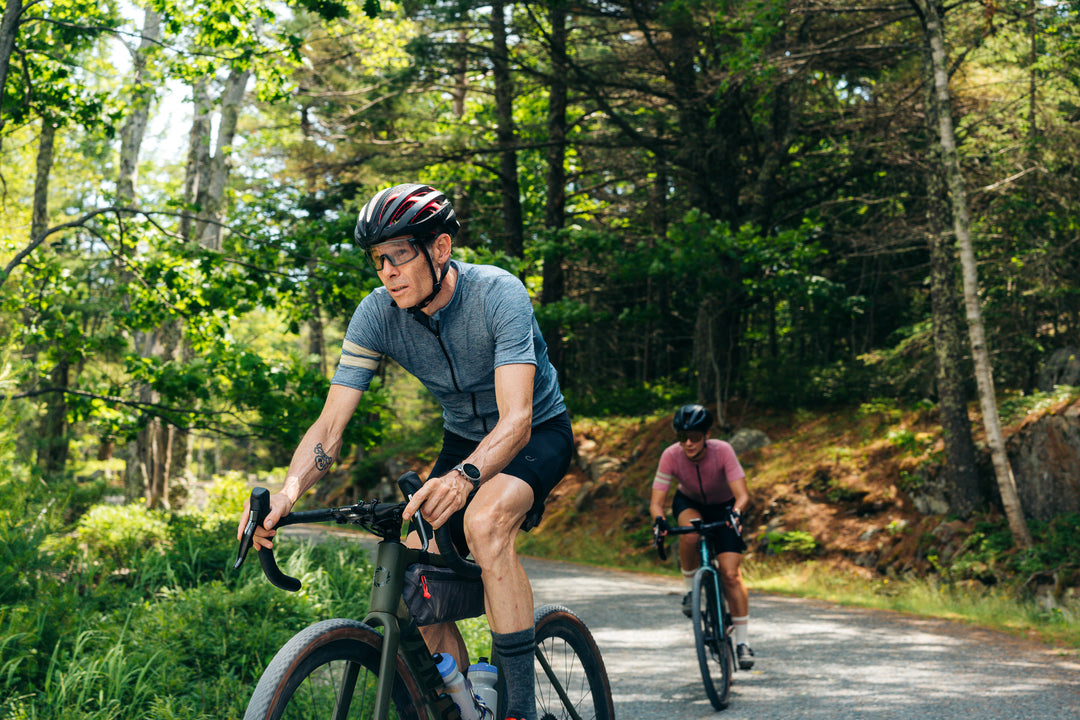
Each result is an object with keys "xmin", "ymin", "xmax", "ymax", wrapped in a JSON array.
[{"xmin": 406, "ymin": 240, "xmax": 449, "ymax": 314}]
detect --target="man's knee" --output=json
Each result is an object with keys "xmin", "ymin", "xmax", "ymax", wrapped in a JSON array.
[{"xmin": 464, "ymin": 503, "xmax": 520, "ymax": 563}]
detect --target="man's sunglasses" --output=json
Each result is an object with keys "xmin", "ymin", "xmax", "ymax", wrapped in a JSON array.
[
  {"xmin": 367, "ymin": 238, "xmax": 423, "ymax": 271},
  {"xmin": 676, "ymin": 431, "xmax": 705, "ymax": 443}
]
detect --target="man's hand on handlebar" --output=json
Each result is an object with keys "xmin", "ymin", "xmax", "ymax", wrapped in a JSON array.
[
  {"xmin": 652, "ymin": 515, "xmax": 669, "ymax": 539},
  {"xmin": 236, "ymin": 491, "xmax": 293, "ymax": 551},
  {"xmin": 401, "ymin": 471, "xmax": 470, "ymax": 530}
]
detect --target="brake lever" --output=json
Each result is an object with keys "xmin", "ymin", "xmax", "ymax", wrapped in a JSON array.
[
  {"xmin": 233, "ymin": 488, "xmax": 266, "ymax": 570},
  {"xmin": 410, "ymin": 499, "xmax": 431, "ymax": 553}
]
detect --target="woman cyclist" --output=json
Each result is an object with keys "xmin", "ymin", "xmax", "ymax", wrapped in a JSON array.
[{"xmin": 650, "ymin": 403, "xmax": 755, "ymax": 669}]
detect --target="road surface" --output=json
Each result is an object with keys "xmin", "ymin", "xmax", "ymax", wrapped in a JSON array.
[
  {"xmin": 523, "ymin": 556, "xmax": 1080, "ymax": 720},
  {"xmin": 289, "ymin": 526, "xmax": 1080, "ymax": 719}
]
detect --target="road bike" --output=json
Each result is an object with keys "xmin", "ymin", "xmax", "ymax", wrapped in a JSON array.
[
  {"xmin": 654, "ymin": 518, "xmax": 736, "ymax": 710},
  {"xmin": 235, "ymin": 470, "xmax": 615, "ymax": 720}
]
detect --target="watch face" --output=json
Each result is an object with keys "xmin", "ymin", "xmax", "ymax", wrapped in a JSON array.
[{"xmin": 457, "ymin": 463, "xmax": 480, "ymax": 484}]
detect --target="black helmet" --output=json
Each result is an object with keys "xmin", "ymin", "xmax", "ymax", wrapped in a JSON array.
[
  {"xmin": 673, "ymin": 404, "xmax": 713, "ymax": 433},
  {"xmin": 354, "ymin": 183, "xmax": 459, "ymax": 250}
]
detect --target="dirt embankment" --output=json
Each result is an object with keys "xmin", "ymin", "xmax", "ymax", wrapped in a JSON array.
[{"xmin": 534, "ymin": 402, "xmax": 1080, "ymax": 601}]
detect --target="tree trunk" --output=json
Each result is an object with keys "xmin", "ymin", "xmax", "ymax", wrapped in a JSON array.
[
  {"xmin": 37, "ymin": 360, "xmax": 69, "ymax": 475},
  {"xmin": 694, "ymin": 298, "xmax": 730, "ymax": 429},
  {"xmin": 921, "ymin": 22, "xmax": 982, "ymax": 518},
  {"xmin": 31, "ymin": 120, "xmax": 70, "ymax": 475},
  {"xmin": 490, "ymin": 0, "xmax": 523, "ymax": 258},
  {"xmin": 180, "ymin": 78, "xmax": 212, "ymax": 241},
  {"xmin": 0, "ymin": 0, "xmax": 23, "ymax": 144},
  {"xmin": 198, "ymin": 65, "xmax": 251, "ymax": 249},
  {"xmin": 916, "ymin": 0, "xmax": 1033, "ymax": 546},
  {"xmin": 116, "ymin": 6, "xmax": 160, "ymax": 207},
  {"xmin": 120, "ymin": 6, "xmax": 176, "ymax": 507},
  {"xmin": 540, "ymin": 0, "xmax": 567, "ymax": 374}
]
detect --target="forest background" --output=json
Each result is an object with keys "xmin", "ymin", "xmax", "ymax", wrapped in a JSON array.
[{"xmin": 2, "ymin": 0, "xmax": 1080, "ymax": 718}]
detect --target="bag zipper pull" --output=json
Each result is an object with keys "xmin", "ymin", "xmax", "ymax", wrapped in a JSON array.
[{"xmin": 421, "ymin": 574, "xmax": 431, "ymax": 599}]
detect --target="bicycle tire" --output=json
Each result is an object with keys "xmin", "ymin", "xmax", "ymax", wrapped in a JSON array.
[
  {"xmin": 532, "ymin": 604, "xmax": 615, "ymax": 720},
  {"xmin": 244, "ymin": 618, "xmax": 426, "ymax": 720},
  {"xmin": 692, "ymin": 567, "xmax": 732, "ymax": 710}
]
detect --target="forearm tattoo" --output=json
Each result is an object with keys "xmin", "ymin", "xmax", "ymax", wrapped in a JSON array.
[{"xmin": 313, "ymin": 443, "xmax": 334, "ymax": 472}]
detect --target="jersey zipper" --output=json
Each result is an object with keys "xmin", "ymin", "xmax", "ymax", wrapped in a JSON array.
[
  {"xmin": 695, "ymin": 464, "xmax": 709, "ymax": 505},
  {"xmin": 413, "ymin": 313, "xmax": 489, "ymax": 434}
]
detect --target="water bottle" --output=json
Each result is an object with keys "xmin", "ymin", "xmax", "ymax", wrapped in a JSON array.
[
  {"xmin": 434, "ymin": 653, "xmax": 481, "ymax": 720},
  {"xmin": 468, "ymin": 658, "xmax": 498, "ymax": 720}
]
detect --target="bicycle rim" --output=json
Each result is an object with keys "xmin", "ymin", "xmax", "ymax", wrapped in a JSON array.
[
  {"xmin": 244, "ymin": 618, "xmax": 425, "ymax": 720},
  {"xmin": 532, "ymin": 604, "xmax": 615, "ymax": 720},
  {"xmin": 692, "ymin": 568, "xmax": 732, "ymax": 710}
]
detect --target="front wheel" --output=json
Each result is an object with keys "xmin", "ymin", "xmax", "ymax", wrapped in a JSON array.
[
  {"xmin": 531, "ymin": 604, "xmax": 615, "ymax": 720},
  {"xmin": 244, "ymin": 618, "xmax": 425, "ymax": 720},
  {"xmin": 692, "ymin": 567, "xmax": 733, "ymax": 710}
]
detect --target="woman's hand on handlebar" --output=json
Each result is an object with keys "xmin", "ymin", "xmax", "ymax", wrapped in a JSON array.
[
  {"xmin": 236, "ymin": 491, "xmax": 293, "ymax": 550},
  {"xmin": 402, "ymin": 471, "xmax": 470, "ymax": 529}
]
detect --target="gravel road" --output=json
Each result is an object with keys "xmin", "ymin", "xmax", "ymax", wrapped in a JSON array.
[
  {"xmin": 522, "ymin": 556, "xmax": 1080, "ymax": 720},
  {"xmin": 289, "ymin": 527, "xmax": 1080, "ymax": 719}
]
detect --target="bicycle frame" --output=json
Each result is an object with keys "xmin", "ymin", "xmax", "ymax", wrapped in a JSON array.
[
  {"xmin": 364, "ymin": 538, "xmax": 431, "ymax": 720},
  {"xmin": 238, "ymin": 474, "xmax": 614, "ymax": 720},
  {"xmin": 695, "ymin": 525, "xmax": 731, "ymax": 647}
]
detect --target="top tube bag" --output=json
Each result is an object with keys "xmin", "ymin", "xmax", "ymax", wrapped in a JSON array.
[{"xmin": 403, "ymin": 562, "xmax": 486, "ymax": 626}]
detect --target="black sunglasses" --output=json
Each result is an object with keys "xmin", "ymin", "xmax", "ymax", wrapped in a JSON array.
[{"xmin": 676, "ymin": 431, "xmax": 705, "ymax": 443}]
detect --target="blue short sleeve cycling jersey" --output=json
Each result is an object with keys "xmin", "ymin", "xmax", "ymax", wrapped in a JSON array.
[{"xmin": 331, "ymin": 260, "xmax": 566, "ymax": 441}]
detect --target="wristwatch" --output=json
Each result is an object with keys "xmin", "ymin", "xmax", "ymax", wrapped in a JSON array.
[{"xmin": 452, "ymin": 462, "xmax": 482, "ymax": 490}]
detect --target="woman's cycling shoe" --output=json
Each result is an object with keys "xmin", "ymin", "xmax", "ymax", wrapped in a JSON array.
[{"xmin": 737, "ymin": 643, "xmax": 755, "ymax": 669}]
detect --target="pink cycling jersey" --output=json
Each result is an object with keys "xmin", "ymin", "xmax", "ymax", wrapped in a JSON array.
[{"xmin": 652, "ymin": 439, "xmax": 745, "ymax": 506}]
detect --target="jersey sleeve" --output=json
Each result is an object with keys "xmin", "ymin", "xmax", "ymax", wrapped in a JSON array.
[
  {"xmin": 652, "ymin": 445, "xmax": 679, "ymax": 493},
  {"xmin": 719, "ymin": 442, "xmax": 746, "ymax": 483},
  {"xmin": 330, "ymin": 293, "xmax": 386, "ymax": 391},
  {"xmin": 486, "ymin": 273, "xmax": 540, "ymax": 368}
]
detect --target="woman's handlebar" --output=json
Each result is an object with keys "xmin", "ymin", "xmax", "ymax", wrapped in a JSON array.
[{"xmin": 653, "ymin": 516, "xmax": 736, "ymax": 562}]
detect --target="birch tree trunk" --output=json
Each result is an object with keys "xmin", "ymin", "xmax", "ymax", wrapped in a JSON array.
[
  {"xmin": 116, "ymin": 5, "xmax": 179, "ymax": 508},
  {"xmin": 116, "ymin": 7, "xmax": 160, "ymax": 207},
  {"xmin": 197, "ymin": 66, "xmax": 251, "ymax": 249},
  {"xmin": 915, "ymin": 0, "xmax": 1033, "ymax": 547}
]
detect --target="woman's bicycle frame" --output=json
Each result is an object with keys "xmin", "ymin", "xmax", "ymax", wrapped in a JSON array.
[
  {"xmin": 234, "ymin": 470, "xmax": 615, "ymax": 720},
  {"xmin": 655, "ymin": 517, "xmax": 737, "ymax": 710}
]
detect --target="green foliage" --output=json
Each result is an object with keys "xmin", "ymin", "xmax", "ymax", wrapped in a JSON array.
[
  {"xmin": 563, "ymin": 379, "xmax": 692, "ymax": 418},
  {"xmin": 73, "ymin": 503, "xmax": 171, "ymax": 565},
  {"xmin": 999, "ymin": 386, "xmax": 1080, "ymax": 425},
  {"xmin": 0, "ymin": 473, "xmax": 385, "ymax": 719},
  {"xmin": 204, "ymin": 472, "xmax": 253, "ymax": 518},
  {"xmin": 763, "ymin": 530, "xmax": 818, "ymax": 557}
]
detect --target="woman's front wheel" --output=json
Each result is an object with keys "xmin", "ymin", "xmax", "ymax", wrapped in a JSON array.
[{"xmin": 692, "ymin": 567, "xmax": 733, "ymax": 710}]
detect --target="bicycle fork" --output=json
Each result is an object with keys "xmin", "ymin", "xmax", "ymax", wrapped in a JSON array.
[{"xmin": 364, "ymin": 540, "xmax": 461, "ymax": 720}]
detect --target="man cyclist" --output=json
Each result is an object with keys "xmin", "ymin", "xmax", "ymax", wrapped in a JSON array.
[
  {"xmin": 650, "ymin": 403, "xmax": 755, "ymax": 670},
  {"xmin": 237, "ymin": 183, "xmax": 572, "ymax": 720}
]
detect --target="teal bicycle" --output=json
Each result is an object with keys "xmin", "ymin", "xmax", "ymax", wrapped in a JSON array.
[
  {"xmin": 235, "ymin": 471, "xmax": 615, "ymax": 720},
  {"xmin": 655, "ymin": 518, "xmax": 736, "ymax": 710}
]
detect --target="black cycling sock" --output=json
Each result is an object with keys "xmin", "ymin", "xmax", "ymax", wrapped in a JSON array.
[{"xmin": 492, "ymin": 627, "xmax": 536, "ymax": 720}]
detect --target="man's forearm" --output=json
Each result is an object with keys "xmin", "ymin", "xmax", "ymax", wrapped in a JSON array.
[
  {"xmin": 280, "ymin": 429, "xmax": 342, "ymax": 505},
  {"xmin": 462, "ymin": 414, "xmax": 530, "ymax": 483}
]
